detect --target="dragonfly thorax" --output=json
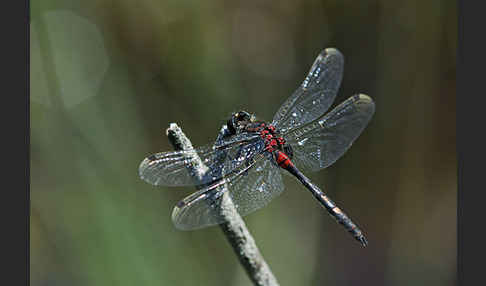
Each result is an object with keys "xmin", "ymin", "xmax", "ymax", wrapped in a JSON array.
[
  {"xmin": 240, "ymin": 120, "xmax": 294, "ymax": 159},
  {"xmin": 226, "ymin": 111, "xmax": 293, "ymax": 158}
]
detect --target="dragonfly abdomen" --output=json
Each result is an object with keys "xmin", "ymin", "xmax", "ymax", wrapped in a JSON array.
[
  {"xmin": 274, "ymin": 150, "xmax": 294, "ymax": 169},
  {"xmin": 283, "ymin": 162, "xmax": 368, "ymax": 247}
]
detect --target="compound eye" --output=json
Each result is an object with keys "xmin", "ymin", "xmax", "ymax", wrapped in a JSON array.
[{"xmin": 236, "ymin": 111, "xmax": 251, "ymax": 121}]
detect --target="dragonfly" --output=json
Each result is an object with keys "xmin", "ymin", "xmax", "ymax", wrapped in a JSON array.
[{"xmin": 139, "ymin": 48, "xmax": 375, "ymax": 247}]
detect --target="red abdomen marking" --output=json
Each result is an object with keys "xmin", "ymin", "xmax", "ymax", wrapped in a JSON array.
[{"xmin": 275, "ymin": 151, "xmax": 294, "ymax": 169}]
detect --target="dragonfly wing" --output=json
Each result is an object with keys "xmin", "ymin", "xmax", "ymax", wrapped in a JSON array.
[
  {"xmin": 226, "ymin": 152, "xmax": 284, "ymax": 216},
  {"xmin": 285, "ymin": 94, "xmax": 375, "ymax": 172},
  {"xmin": 271, "ymin": 48, "xmax": 344, "ymax": 133},
  {"xmin": 172, "ymin": 152, "xmax": 284, "ymax": 230},
  {"xmin": 138, "ymin": 134, "xmax": 262, "ymax": 187},
  {"xmin": 170, "ymin": 184, "xmax": 228, "ymax": 230}
]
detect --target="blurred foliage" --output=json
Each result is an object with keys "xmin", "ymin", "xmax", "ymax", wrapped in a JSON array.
[{"xmin": 30, "ymin": 0, "xmax": 456, "ymax": 285}]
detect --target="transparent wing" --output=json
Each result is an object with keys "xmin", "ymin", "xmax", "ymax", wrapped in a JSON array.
[
  {"xmin": 171, "ymin": 152, "xmax": 284, "ymax": 230},
  {"xmin": 271, "ymin": 48, "xmax": 344, "ymax": 133},
  {"xmin": 285, "ymin": 94, "xmax": 375, "ymax": 172},
  {"xmin": 138, "ymin": 133, "xmax": 262, "ymax": 186}
]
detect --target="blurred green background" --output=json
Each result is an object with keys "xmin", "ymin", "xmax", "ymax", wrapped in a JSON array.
[{"xmin": 30, "ymin": 0, "xmax": 456, "ymax": 285}]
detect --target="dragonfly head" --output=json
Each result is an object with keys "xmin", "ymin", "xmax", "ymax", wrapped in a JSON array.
[{"xmin": 227, "ymin": 111, "xmax": 256, "ymax": 134}]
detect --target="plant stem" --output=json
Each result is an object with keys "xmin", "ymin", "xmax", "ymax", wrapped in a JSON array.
[{"xmin": 166, "ymin": 123, "xmax": 279, "ymax": 286}]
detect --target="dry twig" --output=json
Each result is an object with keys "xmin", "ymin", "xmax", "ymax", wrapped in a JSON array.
[{"xmin": 166, "ymin": 123, "xmax": 279, "ymax": 286}]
